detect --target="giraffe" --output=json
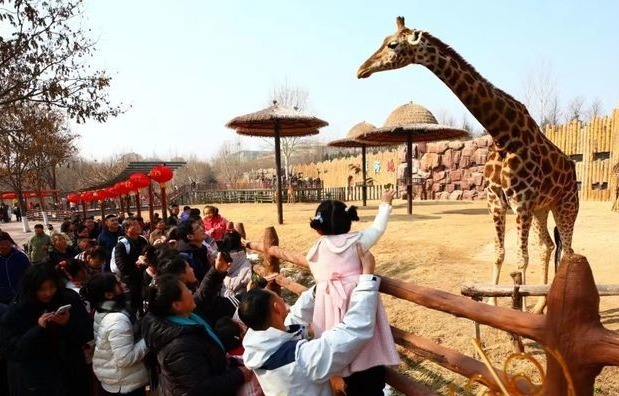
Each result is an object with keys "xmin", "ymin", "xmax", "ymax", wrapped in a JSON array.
[
  {"xmin": 287, "ymin": 183, "xmax": 295, "ymax": 203},
  {"xmin": 358, "ymin": 17, "xmax": 579, "ymax": 312}
]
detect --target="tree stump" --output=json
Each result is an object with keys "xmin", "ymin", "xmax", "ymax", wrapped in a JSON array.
[{"xmin": 544, "ymin": 253, "xmax": 619, "ymax": 395}]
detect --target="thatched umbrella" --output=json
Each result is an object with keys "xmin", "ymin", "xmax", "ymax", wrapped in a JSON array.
[
  {"xmin": 328, "ymin": 121, "xmax": 397, "ymax": 206},
  {"xmin": 359, "ymin": 102, "xmax": 470, "ymax": 215},
  {"xmin": 226, "ymin": 101, "xmax": 329, "ymax": 224}
]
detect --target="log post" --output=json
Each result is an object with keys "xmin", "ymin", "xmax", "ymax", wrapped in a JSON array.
[
  {"xmin": 135, "ymin": 191, "xmax": 142, "ymax": 218},
  {"xmin": 543, "ymin": 254, "xmax": 619, "ymax": 395},
  {"xmin": 234, "ymin": 222, "xmax": 246, "ymax": 239},
  {"xmin": 99, "ymin": 200, "xmax": 105, "ymax": 222},
  {"xmin": 148, "ymin": 184, "xmax": 155, "ymax": 224},
  {"xmin": 263, "ymin": 226, "xmax": 281, "ymax": 295},
  {"xmin": 471, "ymin": 295, "xmax": 482, "ymax": 359},
  {"xmin": 509, "ymin": 271, "xmax": 524, "ymax": 352}
]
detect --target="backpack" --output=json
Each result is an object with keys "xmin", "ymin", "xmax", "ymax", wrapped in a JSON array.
[{"xmin": 110, "ymin": 237, "xmax": 131, "ymax": 275}]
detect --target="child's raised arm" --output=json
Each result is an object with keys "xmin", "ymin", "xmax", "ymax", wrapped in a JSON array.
[{"xmin": 358, "ymin": 189, "xmax": 396, "ymax": 250}]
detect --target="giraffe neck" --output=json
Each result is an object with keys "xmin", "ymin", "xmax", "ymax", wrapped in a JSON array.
[{"xmin": 418, "ymin": 34, "xmax": 539, "ymax": 148}]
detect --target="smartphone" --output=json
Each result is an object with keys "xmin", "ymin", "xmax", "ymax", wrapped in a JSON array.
[{"xmin": 55, "ymin": 304, "xmax": 72, "ymax": 315}]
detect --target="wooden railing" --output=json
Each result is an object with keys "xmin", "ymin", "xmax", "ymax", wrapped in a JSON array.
[{"xmin": 238, "ymin": 224, "xmax": 619, "ymax": 396}]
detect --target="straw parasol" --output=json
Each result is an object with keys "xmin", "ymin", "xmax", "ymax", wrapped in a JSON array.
[
  {"xmin": 359, "ymin": 102, "xmax": 470, "ymax": 215},
  {"xmin": 226, "ymin": 101, "xmax": 329, "ymax": 224},
  {"xmin": 328, "ymin": 121, "xmax": 397, "ymax": 206}
]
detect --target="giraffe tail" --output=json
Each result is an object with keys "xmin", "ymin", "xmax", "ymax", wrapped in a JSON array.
[{"xmin": 553, "ymin": 226, "xmax": 563, "ymax": 272}]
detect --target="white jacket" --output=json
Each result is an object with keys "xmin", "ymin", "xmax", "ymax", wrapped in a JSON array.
[
  {"xmin": 243, "ymin": 274, "xmax": 380, "ymax": 396},
  {"xmin": 92, "ymin": 302, "xmax": 149, "ymax": 393},
  {"xmin": 221, "ymin": 250, "xmax": 253, "ymax": 298}
]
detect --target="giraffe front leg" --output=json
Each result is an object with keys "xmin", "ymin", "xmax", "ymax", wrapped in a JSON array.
[
  {"xmin": 531, "ymin": 210, "xmax": 554, "ymax": 314},
  {"xmin": 515, "ymin": 209, "xmax": 533, "ymax": 311},
  {"xmin": 487, "ymin": 198, "xmax": 506, "ymax": 306}
]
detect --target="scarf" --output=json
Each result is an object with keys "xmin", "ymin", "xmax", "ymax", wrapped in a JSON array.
[{"xmin": 167, "ymin": 313, "xmax": 225, "ymax": 352}]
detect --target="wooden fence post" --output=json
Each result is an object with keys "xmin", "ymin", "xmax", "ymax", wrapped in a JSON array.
[
  {"xmin": 234, "ymin": 222, "xmax": 246, "ymax": 239},
  {"xmin": 263, "ymin": 226, "xmax": 281, "ymax": 294},
  {"xmin": 509, "ymin": 271, "xmax": 524, "ymax": 352}
]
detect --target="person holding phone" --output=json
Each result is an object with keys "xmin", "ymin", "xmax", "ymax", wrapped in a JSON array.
[
  {"xmin": 0, "ymin": 264, "xmax": 93, "ymax": 395},
  {"xmin": 176, "ymin": 219, "xmax": 212, "ymax": 283}
]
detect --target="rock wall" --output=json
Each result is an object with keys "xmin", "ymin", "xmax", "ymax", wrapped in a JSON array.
[{"xmin": 295, "ymin": 135, "xmax": 494, "ymax": 201}]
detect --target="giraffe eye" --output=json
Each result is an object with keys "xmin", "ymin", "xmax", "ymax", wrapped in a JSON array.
[{"xmin": 387, "ymin": 41, "xmax": 398, "ymax": 49}]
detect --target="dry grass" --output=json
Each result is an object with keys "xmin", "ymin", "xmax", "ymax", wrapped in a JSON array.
[{"xmin": 209, "ymin": 199, "xmax": 619, "ymax": 394}]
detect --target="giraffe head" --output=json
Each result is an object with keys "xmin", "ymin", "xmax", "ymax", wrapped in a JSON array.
[{"xmin": 358, "ymin": 16, "xmax": 426, "ymax": 79}]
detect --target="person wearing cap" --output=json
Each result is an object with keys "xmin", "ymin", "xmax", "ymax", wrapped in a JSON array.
[{"xmin": 0, "ymin": 231, "xmax": 31, "ymax": 304}]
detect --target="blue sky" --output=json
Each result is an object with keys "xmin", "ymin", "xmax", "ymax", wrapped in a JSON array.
[{"xmin": 75, "ymin": 0, "xmax": 619, "ymax": 161}]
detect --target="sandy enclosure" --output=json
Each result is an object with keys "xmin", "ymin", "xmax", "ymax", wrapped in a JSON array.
[{"xmin": 211, "ymin": 199, "xmax": 619, "ymax": 394}]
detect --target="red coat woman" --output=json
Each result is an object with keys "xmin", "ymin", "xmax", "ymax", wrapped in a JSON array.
[{"xmin": 202, "ymin": 206, "xmax": 229, "ymax": 242}]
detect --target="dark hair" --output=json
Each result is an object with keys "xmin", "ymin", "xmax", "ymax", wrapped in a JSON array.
[
  {"xmin": 75, "ymin": 224, "xmax": 88, "ymax": 235},
  {"xmin": 170, "ymin": 203, "xmax": 179, "ymax": 208},
  {"xmin": 183, "ymin": 206, "xmax": 191, "ymax": 211},
  {"xmin": 189, "ymin": 208, "xmax": 201, "ymax": 220},
  {"xmin": 309, "ymin": 200, "xmax": 359, "ymax": 235},
  {"xmin": 219, "ymin": 230, "xmax": 242, "ymax": 252},
  {"xmin": 238, "ymin": 288, "xmax": 274, "ymax": 331},
  {"xmin": 18, "ymin": 264, "xmax": 63, "ymax": 303},
  {"xmin": 204, "ymin": 205, "xmax": 219, "ymax": 216},
  {"xmin": 57, "ymin": 258, "xmax": 87, "ymax": 279},
  {"xmin": 148, "ymin": 274, "xmax": 183, "ymax": 317},
  {"xmin": 176, "ymin": 219, "xmax": 199, "ymax": 242},
  {"xmin": 60, "ymin": 221, "xmax": 72, "ymax": 233},
  {"xmin": 157, "ymin": 252, "xmax": 188, "ymax": 277},
  {"xmin": 84, "ymin": 246, "xmax": 107, "ymax": 262},
  {"xmin": 166, "ymin": 226, "xmax": 179, "ymax": 241},
  {"xmin": 215, "ymin": 317, "xmax": 242, "ymax": 352},
  {"xmin": 34, "ymin": 224, "xmax": 44, "ymax": 229},
  {"xmin": 82, "ymin": 273, "xmax": 118, "ymax": 307}
]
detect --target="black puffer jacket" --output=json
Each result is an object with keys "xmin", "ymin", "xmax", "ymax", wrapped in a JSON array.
[
  {"xmin": 143, "ymin": 314, "xmax": 244, "ymax": 396},
  {"xmin": 0, "ymin": 288, "xmax": 93, "ymax": 396}
]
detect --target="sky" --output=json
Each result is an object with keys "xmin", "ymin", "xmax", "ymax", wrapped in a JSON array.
[{"xmin": 74, "ymin": 0, "xmax": 619, "ymax": 161}]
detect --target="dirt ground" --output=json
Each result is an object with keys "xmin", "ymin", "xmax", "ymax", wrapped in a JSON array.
[{"xmin": 213, "ymin": 198, "xmax": 618, "ymax": 394}]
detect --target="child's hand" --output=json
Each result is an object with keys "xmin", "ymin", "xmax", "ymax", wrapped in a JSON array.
[
  {"xmin": 380, "ymin": 189, "xmax": 396, "ymax": 205},
  {"xmin": 356, "ymin": 243, "xmax": 376, "ymax": 275},
  {"xmin": 215, "ymin": 252, "xmax": 232, "ymax": 273}
]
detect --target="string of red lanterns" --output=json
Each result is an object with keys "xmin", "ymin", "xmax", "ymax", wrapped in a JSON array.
[{"xmin": 62, "ymin": 164, "xmax": 173, "ymax": 222}]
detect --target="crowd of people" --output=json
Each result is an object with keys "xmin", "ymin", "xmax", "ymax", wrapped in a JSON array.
[{"xmin": 0, "ymin": 193, "xmax": 398, "ymax": 396}]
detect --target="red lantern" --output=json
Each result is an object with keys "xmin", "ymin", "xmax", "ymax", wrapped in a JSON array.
[
  {"xmin": 114, "ymin": 182, "xmax": 128, "ymax": 196},
  {"xmin": 1, "ymin": 192, "xmax": 16, "ymax": 200},
  {"xmin": 123, "ymin": 179, "xmax": 136, "ymax": 193},
  {"xmin": 130, "ymin": 173, "xmax": 151, "ymax": 189},
  {"xmin": 97, "ymin": 189, "xmax": 109, "ymax": 200},
  {"xmin": 81, "ymin": 191, "xmax": 94, "ymax": 203},
  {"xmin": 26, "ymin": 192, "xmax": 38, "ymax": 198},
  {"xmin": 149, "ymin": 165, "xmax": 173, "ymax": 186},
  {"xmin": 67, "ymin": 193, "xmax": 80, "ymax": 203},
  {"xmin": 106, "ymin": 187, "xmax": 117, "ymax": 198}
]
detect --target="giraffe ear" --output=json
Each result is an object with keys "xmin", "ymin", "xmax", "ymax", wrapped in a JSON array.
[
  {"xmin": 407, "ymin": 30, "xmax": 424, "ymax": 45},
  {"xmin": 396, "ymin": 16, "xmax": 405, "ymax": 31}
]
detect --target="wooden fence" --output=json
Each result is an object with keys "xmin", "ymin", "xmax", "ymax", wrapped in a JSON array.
[
  {"xmin": 544, "ymin": 108, "xmax": 619, "ymax": 201},
  {"xmin": 239, "ymin": 224, "xmax": 619, "ymax": 395},
  {"xmin": 169, "ymin": 185, "xmax": 387, "ymax": 206}
]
